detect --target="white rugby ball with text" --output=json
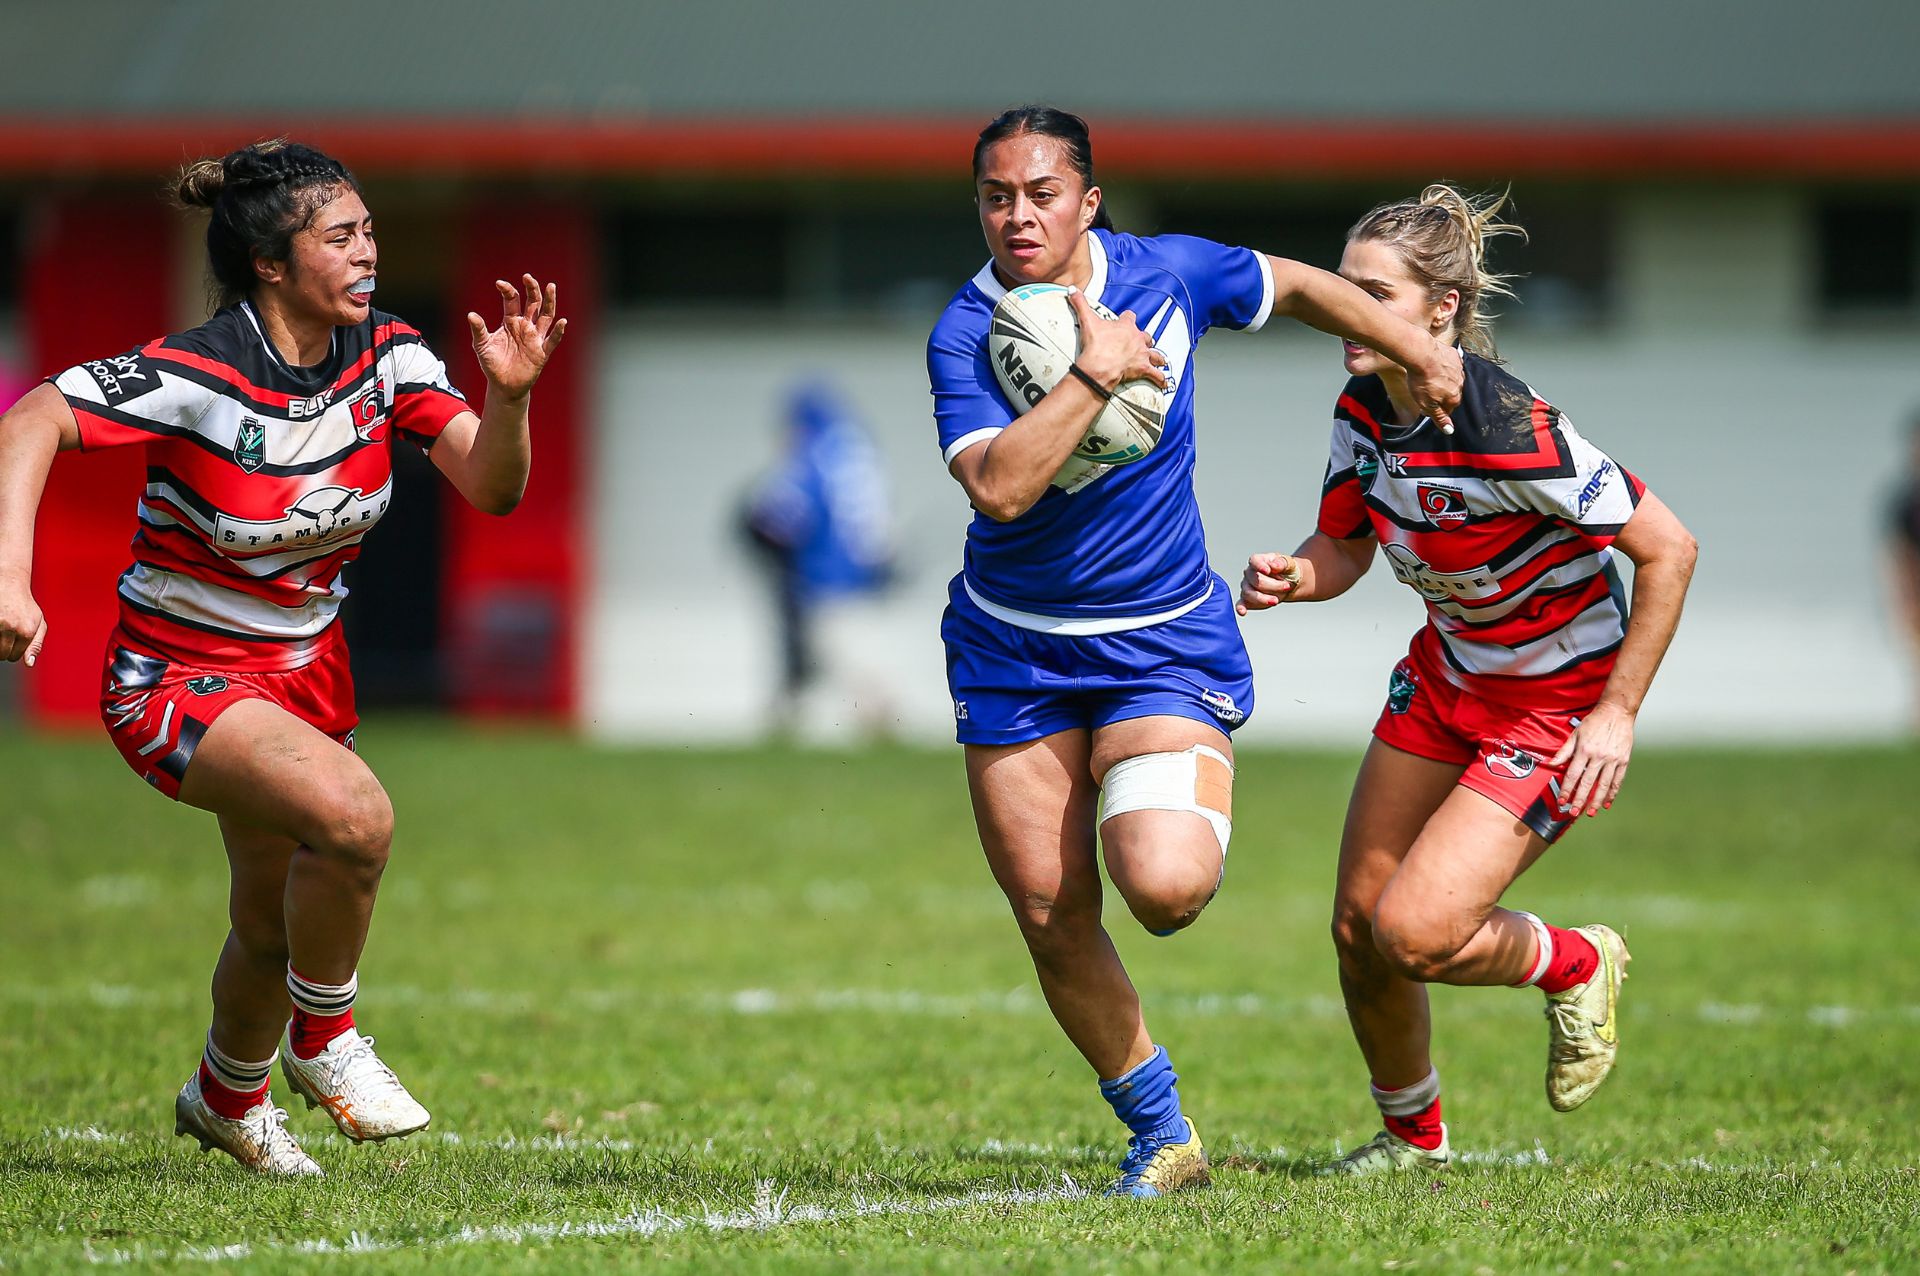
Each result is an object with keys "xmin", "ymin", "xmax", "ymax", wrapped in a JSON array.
[{"xmin": 987, "ymin": 283, "xmax": 1172, "ymax": 470}]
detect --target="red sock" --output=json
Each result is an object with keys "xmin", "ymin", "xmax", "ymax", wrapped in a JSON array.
[
  {"xmin": 1535, "ymin": 925, "xmax": 1600, "ymax": 994},
  {"xmin": 288, "ymin": 1007, "xmax": 356, "ymax": 1060},
  {"xmin": 197, "ymin": 1061, "xmax": 268, "ymax": 1120},
  {"xmin": 1384, "ymin": 1097, "xmax": 1445, "ymax": 1151}
]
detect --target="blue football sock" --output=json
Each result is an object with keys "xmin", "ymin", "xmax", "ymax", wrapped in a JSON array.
[{"xmin": 1098, "ymin": 1044, "xmax": 1189, "ymax": 1145}]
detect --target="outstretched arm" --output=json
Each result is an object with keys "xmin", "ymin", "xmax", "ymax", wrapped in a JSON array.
[
  {"xmin": 1549, "ymin": 491, "xmax": 1698, "ymax": 816},
  {"xmin": 1267, "ymin": 256, "xmax": 1463, "ymax": 432},
  {"xmin": 1238, "ymin": 531, "xmax": 1377, "ymax": 614},
  {"xmin": 432, "ymin": 275, "xmax": 569, "ymax": 516},
  {"xmin": 0, "ymin": 383, "xmax": 81, "ymax": 664},
  {"xmin": 1890, "ymin": 535, "xmax": 1920, "ymax": 644}
]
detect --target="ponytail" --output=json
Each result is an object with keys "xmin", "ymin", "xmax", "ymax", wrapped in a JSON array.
[{"xmin": 1348, "ymin": 184, "xmax": 1524, "ymax": 359}]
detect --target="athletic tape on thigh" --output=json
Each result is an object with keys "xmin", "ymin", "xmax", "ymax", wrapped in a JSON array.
[{"xmin": 1099, "ymin": 744, "xmax": 1234, "ymax": 853}]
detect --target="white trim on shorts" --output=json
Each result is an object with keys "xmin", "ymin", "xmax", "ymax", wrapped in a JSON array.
[{"xmin": 962, "ymin": 577, "xmax": 1213, "ymax": 636}]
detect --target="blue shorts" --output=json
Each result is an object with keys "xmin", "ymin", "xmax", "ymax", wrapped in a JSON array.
[{"xmin": 941, "ymin": 574, "xmax": 1255, "ymax": 746}]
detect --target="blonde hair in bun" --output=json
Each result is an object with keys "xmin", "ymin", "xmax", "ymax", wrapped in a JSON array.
[{"xmin": 1349, "ymin": 184, "xmax": 1526, "ymax": 358}]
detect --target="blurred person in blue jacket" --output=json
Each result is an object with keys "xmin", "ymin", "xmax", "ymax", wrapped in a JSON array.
[
  {"xmin": 741, "ymin": 381, "xmax": 896, "ymax": 732},
  {"xmin": 1890, "ymin": 411, "xmax": 1920, "ymax": 732}
]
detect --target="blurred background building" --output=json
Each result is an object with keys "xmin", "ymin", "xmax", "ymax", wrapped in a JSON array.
[{"xmin": 2, "ymin": 0, "xmax": 1916, "ymax": 741}]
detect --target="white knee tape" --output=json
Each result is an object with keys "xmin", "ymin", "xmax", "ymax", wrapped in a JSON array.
[{"xmin": 1099, "ymin": 745, "xmax": 1235, "ymax": 854}]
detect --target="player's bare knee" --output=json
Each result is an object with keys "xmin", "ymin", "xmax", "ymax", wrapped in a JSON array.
[
  {"xmin": 1010, "ymin": 891, "xmax": 1099, "ymax": 964},
  {"xmin": 228, "ymin": 919, "xmax": 290, "ymax": 971},
  {"xmin": 313, "ymin": 777, "xmax": 394, "ymax": 879},
  {"xmin": 1330, "ymin": 903, "xmax": 1378, "ymax": 967},
  {"xmin": 1119, "ymin": 863, "xmax": 1217, "ymax": 935},
  {"xmin": 1370, "ymin": 909, "xmax": 1464, "ymax": 982}
]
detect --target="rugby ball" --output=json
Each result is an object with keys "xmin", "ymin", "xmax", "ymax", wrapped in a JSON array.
[{"xmin": 987, "ymin": 283, "xmax": 1172, "ymax": 472}]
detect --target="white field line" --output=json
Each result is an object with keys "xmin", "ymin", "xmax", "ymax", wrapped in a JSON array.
[
  {"xmin": 78, "ymin": 1177, "xmax": 1089, "ymax": 1267},
  {"xmin": 5, "ymin": 982, "xmax": 1918, "ymax": 1027}
]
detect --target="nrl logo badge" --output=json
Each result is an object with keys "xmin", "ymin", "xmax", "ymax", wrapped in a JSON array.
[
  {"xmin": 185, "ymin": 675, "xmax": 230, "ymax": 696},
  {"xmin": 235, "ymin": 417, "xmax": 267, "ymax": 474},
  {"xmin": 1354, "ymin": 448, "xmax": 1380, "ymax": 491},
  {"xmin": 1387, "ymin": 664, "xmax": 1417, "ymax": 715}
]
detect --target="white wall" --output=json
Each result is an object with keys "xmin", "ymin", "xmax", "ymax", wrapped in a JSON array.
[{"xmin": 587, "ymin": 195, "xmax": 1918, "ymax": 745}]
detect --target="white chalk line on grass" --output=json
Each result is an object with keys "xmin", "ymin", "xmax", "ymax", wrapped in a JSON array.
[
  {"xmin": 6, "ymin": 982, "xmax": 1918, "ymax": 1028},
  {"xmin": 77, "ymin": 1176, "xmax": 1090, "ymax": 1267}
]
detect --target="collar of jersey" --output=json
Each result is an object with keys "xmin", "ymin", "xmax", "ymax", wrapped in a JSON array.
[
  {"xmin": 969, "ymin": 229, "xmax": 1109, "ymax": 307},
  {"xmin": 240, "ymin": 300, "xmax": 339, "ymax": 382}
]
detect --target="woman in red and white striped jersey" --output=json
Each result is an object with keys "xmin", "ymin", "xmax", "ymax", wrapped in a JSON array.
[
  {"xmin": 0, "ymin": 140, "xmax": 567, "ymax": 1175},
  {"xmin": 1238, "ymin": 186, "xmax": 1697, "ymax": 1174}
]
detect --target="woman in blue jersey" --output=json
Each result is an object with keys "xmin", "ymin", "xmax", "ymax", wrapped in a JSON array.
[{"xmin": 927, "ymin": 106, "xmax": 1466, "ymax": 1196}]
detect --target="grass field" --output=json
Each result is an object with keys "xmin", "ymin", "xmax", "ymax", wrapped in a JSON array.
[{"xmin": 3, "ymin": 726, "xmax": 1918, "ymax": 1272}]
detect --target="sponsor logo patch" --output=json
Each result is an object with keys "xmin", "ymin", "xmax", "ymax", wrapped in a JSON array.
[
  {"xmin": 1387, "ymin": 663, "xmax": 1418, "ymax": 715},
  {"xmin": 1484, "ymin": 741, "xmax": 1537, "ymax": 780},
  {"xmin": 213, "ymin": 484, "xmax": 390, "ymax": 551},
  {"xmin": 85, "ymin": 352, "xmax": 155, "ymax": 403},
  {"xmin": 185, "ymin": 675, "xmax": 230, "ymax": 695},
  {"xmin": 1382, "ymin": 543, "xmax": 1500, "ymax": 603},
  {"xmin": 1200, "ymin": 688, "xmax": 1245, "ymax": 725},
  {"xmin": 1576, "ymin": 460, "xmax": 1616, "ymax": 518},
  {"xmin": 952, "ymin": 700, "xmax": 969, "ymax": 721},
  {"xmin": 1417, "ymin": 483, "xmax": 1470, "ymax": 530}
]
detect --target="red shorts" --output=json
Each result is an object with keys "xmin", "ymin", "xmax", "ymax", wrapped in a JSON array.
[
  {"xmin": 99, "ymin": 630, "xmax": 357, "ymax": 801},
  {"xmin": 1371, "ymin": 631, "xmax": 1589, "ymax": 844}
]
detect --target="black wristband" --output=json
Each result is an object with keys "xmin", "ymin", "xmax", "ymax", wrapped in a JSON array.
[{"xmin": 1067, "ymin": 362, "xmax": 1114, "ymax": 402}]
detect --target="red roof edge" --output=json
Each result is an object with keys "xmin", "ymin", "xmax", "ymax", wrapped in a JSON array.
[{"xmin": 3, "ymin": 116, "xmax": 1918, "ymax": 180}]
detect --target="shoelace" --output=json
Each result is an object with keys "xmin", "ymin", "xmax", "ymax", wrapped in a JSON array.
[
  {"xmin": 1546, "ymin": 1002, "xmax": 1593, "ymax": 1059},
  {"xmin": 331, "ymin": 1035, "xmax": 409, "ymax": 1101},
  {"xmin": 1115, "ymin": 1134, "xmax": 1163, "ymax": 1184},
  {"xmin": 241, "ymin": 1105, "xmax": 306, "ymax": 1159}
]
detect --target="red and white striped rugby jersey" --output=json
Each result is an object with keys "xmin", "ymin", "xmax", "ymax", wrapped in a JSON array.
[
  {"xmin": 1317, "ymin": 353, "xmax": 1647, "ymax": 709},
  {"xmin": 53, "ymin": 301, "xmax": 471, "ymax": 671}
]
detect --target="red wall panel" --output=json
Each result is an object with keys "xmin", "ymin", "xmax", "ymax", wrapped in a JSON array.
[
  {"xmin": 20, "ymin": 199, "xmax": 174, "ymax": 724},
  {"xmin": 440, "ymin": 205, "xmax": 594, "ymax": 719}
]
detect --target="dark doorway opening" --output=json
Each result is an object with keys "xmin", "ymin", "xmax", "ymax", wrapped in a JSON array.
[{"xmin": 341, "ymin": 289, "xmax": 448, "ymax": 709}]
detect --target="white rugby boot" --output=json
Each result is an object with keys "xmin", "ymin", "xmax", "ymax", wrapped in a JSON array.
[
  {"xmin": 174, "ymin": 1073, "xmax": 323, "ymax": 1177},
  {"xmin": 1325, "ymin": 1125, "xmax": 1453, "ymax": 1175},
  {"xmin": 281, "ymin": 1030, "xmax": 431, "ymax": 1142},
  {"xmin": 1544, "ymin": 924, "xmax": 1630, "ymax": 1112}
]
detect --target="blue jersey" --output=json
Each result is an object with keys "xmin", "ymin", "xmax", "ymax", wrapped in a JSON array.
[
  {"xmin": 746, "ymin": 382, "xmax": 894, "ymax": 600},
  {"xmin": 928, "ymin": 229, "xmax": 1274, "ymax": 630}
]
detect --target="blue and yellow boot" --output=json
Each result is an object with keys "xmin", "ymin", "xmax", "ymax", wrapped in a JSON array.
[{"xmin": 1099, "ymin": 1045, "xmax": 1210, "ymax": 1198}]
